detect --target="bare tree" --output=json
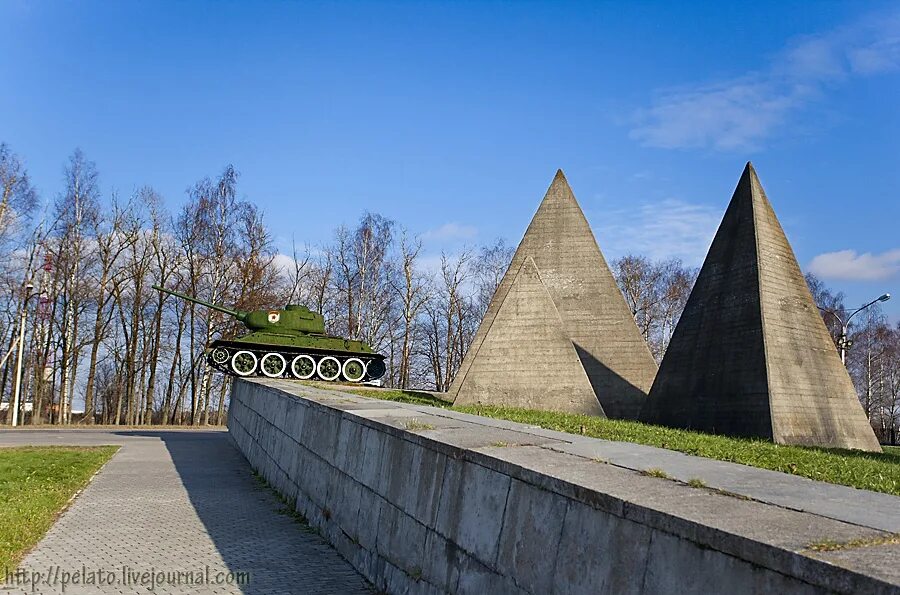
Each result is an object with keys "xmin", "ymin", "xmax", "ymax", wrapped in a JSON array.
[
  {"xmin": 390, "ymin": 231, "xmax": 430, "ymax": 388},
  {"xmin": 874, "ymin": 324, "xmax": 900, "ymax": 444},
  {"xmin": 52, "ymin": 149, "xmax": 100, "ymax": 424},
  {"xmin": 424, "ymin": 251, "xmax": 474, "ymax": 391},
  {"xmin": 283, "ymin": 239, "xmax": 313, "ymax": 305},
  {"xmin": 613, "ymin": 255, "xmax": 696, "ymax": 362},
  {"xmin": 176, "ymin": 165, "xmax": 245, "ymax": 424},
  {"xmin": 654, "ymin": 260, "xmax": 696, "ymax": 359},
  {"xmin": 473, "ymin": 238, "xmax": 514, "ymax": 319},
  {"xmin": 614, "ymin": 255, "xmax": 664, "ymax": 340},
  {"xmin": 806, "ymin": 272, "xmax": 847, "ymax": 348},
  {"xmin": 0, "ymin": 143, "xmax": 38, "ymax": 243},
  {"xmin": 143, "ymin": 197, "xmax": 180, "ymax": 424},
  {"xmin": 82, "ymin": 196, "xmax": 135, "ymax": 423}
]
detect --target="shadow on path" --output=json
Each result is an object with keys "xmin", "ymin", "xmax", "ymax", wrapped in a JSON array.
[{"xmin": 114, "ymin": 431, "xmax": 369, "ymax": 595}]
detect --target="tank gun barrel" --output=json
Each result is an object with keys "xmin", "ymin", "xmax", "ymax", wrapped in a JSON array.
[{"xmin": 152, "ymin": 285, "xmax": 248, "ymax": 322}]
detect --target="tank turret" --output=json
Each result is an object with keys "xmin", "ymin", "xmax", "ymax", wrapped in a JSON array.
[
  {"xmin": 153, "ymin": 285, "xmax": 385, "ymax": 383},
  {"xmin": 153, "ymin": 285, "xmax": 326, "ymax": 334}
]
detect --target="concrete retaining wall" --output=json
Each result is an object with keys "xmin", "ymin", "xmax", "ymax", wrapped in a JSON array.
[{"xmin": 227, "ymin": 378, "xmax": 900, "ymax": 595}]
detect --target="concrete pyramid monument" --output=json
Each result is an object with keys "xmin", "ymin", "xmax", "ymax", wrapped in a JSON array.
[
  {"xmin": 455, "ymin": 256, "xmax": 602, "ymax": 415},
  {"xmin": 451, "ymin": 170, "xmax": 658, "ymax": 418},
  {"xmin": 643, "ymin": 163, "xmax": 881, "ymax": 452}
]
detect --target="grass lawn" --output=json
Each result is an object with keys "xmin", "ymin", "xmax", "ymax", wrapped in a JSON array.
[
  {"xmin": 344, "ymin": 388, "xmax": 900, "ymax": 497},
  {"xmin": 0, "ymin": 446, "xmax": 118, "ymax": 573}
]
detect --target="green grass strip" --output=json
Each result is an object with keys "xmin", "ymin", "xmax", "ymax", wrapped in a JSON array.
[
  {"xmin": 0, "ymin": 445, "xmax": 119, "ymax": 573},
  {"xmin": 345, "ymin": 388, "xmax": 900, "ymax": 496}
]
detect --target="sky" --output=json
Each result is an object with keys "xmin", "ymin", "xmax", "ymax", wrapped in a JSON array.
[{"xmin": 1, "ymin": 1, "xmax": 899, "ymax": 319}]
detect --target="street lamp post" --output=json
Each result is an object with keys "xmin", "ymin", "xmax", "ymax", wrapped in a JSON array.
[
  {"xmin": 10, "ymin": 282, "xmax": 34, "ymax": 427},
  {"xmin": 820, "ymin": 293, "xmax": 892, "ymax": 365}
]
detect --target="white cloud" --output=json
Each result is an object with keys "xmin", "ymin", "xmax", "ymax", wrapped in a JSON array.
[
  {"xmin": 808, "ymin": 249, "xmax": 900, "ymax": 281},
  {"xmin": 630, "ymin": 79, "xmax": 803, "ymax": 150},
  {"xmin": 272, "ymin": 253, "xmax": 299, "ymax": 277},
  {"xmin": 422, "ymin": 222, "xmax": 478, "ymax": 241},
  {"xmin": 630, "ymin": 11, "xmax": 900, "ymax": 151},
  {"xmin": 594, "ymin": 198, "xmax": 721, "ymax": 265}
]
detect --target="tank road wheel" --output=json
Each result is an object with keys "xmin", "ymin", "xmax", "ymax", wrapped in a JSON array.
[
  {"xmin": 260, "ymin": 353, "xmax": 287, "ymax": 378},
  {"xmin": 210, "ymin": 347, "xmax": 230, "ymax": 366},
  {"xmin": 290, "ymin": 355, "xmax": 316, "ymax": 380},
  {"xmin": 366, "ymin": 358, "xmax": 386, "ymax": 381},
  {"xmin": 317, "ymin": 356, "xmax": 341, "ymax": 381},
  {"xmin": 342, "ymin": 358, "xmax": 366, "ymax": 383},
  {"xmin": 291, "ymin": 354, "xmax": 316, "ymax": 380},
  {"xmin": 231, "ymin": 350, "xmax": 258, "ymax": 377}
]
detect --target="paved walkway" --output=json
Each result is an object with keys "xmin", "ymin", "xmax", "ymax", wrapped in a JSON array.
[{"xmin": 0, "ymin": 429, "xmax": 371, "ymax": 595}]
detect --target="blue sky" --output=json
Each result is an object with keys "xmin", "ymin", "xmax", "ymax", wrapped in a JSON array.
[{"xmin": 2, "ymin": 1, "xmax": 899, "ymax": 318}]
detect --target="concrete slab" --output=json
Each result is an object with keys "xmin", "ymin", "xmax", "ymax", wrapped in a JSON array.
[
  {"xmin": 418, "ymin": 425, "xmax": 563, "ymax": 450},
  {"xmin": 548, "ymin": 438, "xmax": 900, "ymax": 533},
  {"xmin": 326, "ymin": 383, "xmax": 900, "ymax": 535},
  {"xmin": 434, "ymin": 457, "xmax": 511, "ymax": 566},
  {"xmin": 812, "ymin": 543, "xmax": 900, "ymax": 586},
  {"xmin": 495, "ymin": 479, "xmax": 567, "ymax": 594}
]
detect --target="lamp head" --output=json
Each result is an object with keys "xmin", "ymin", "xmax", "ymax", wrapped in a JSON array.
[
  {"xmin": 878, "ymin": 293, "xmax": 891, "ymax": 302},
  {"xmin": 24, "ymin": 282, "xmax": 34, "ymax": 292}
]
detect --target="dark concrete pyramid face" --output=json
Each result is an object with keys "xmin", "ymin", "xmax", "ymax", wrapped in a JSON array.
[
  {"xmin": 644, "ymin": 164, "xmax": 881, "ymax": 452},
  {"xmin": 451, "ymin": 170, "xmax": 658, "ymax": 418},
  {"xmin": 453, "ymin": 256, "xmax": 603, "ymax": 415}
]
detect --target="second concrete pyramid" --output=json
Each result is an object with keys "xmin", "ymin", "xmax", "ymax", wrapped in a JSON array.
[
  {"xmin": 643, "ymin": 163, "xmax": 881, "ymax": 452},
  {"xmin": 451, "ymin": 170, "xmax": 658, "ymax": 418}
]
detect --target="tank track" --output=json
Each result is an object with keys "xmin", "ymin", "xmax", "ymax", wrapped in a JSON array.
[{"xmin": 206, "ymin": 343, "xmax": 386, "ymax": 383}]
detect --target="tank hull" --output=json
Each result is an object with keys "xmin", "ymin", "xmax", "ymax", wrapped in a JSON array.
[{"xmin": 205, "ymin": 332, "xmax": 386, "ymax": 383}]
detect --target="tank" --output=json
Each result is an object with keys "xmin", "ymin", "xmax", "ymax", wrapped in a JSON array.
[{"xmin": 153, "ymin": 285, "xmax": 386, "ymax": 383}]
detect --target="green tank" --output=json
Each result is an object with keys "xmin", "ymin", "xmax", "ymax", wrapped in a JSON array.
[{"xmin": 153, "ymin": 285, "xmax": 386, "ymax": 383}]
